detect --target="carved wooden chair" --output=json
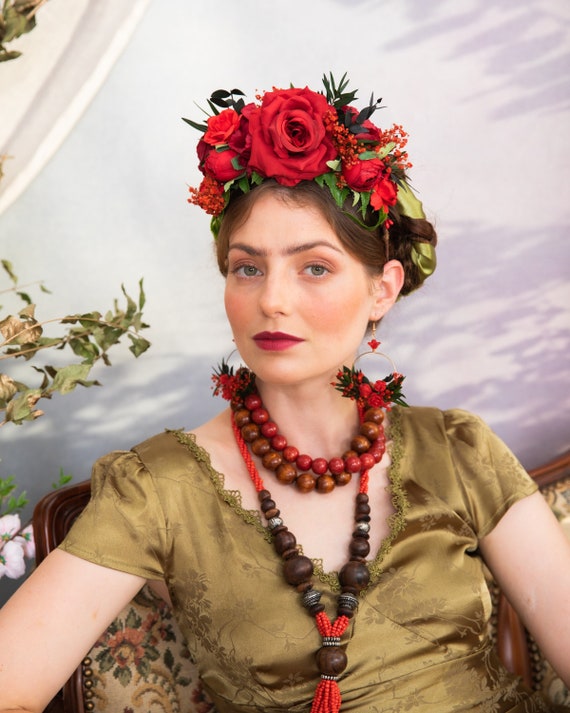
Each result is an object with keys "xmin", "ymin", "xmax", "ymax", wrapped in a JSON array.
[{"xmin": 35, "ymin": 452, "xmax": 570, "ymax": 712}]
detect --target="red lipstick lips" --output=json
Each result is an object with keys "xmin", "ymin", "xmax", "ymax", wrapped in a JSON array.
[{"xmin": 253, "ymin": 331, "xmax": 304, "ymax": 351}]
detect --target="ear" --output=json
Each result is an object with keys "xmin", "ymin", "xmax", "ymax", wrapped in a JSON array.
[{"xmin": 369, "ymin": 259, "xmax": 405, "ymax": 321}]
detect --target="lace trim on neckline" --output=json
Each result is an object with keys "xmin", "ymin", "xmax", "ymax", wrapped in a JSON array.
[{"xmin": 170, "ymin": 408, "xmax": 408, "ymax": 591}]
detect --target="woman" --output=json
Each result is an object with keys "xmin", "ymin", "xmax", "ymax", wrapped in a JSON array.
[{"xmin": 0, "ymin": 74, "xmax": 569, "ymax": 713}]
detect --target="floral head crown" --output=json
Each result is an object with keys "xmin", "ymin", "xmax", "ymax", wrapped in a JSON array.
[{"xmin": 184, "ymin": 73, "xmax": 434, "ymax": 280}]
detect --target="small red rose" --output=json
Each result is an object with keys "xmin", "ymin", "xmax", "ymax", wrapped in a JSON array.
[
  {"xmin": 370, "ymin": 175, "xmax": 398, "ymax": 212},
  {"xmin": 202, "ymin": 146, "xmax": 244, "ymax": 182},
  {"xmin": 203, "ymin": 108, "xmax": 240, "ymax": 146},
  {"xmin": 342, "ymin": 156, "xmax": 385, "ymax": 192}
]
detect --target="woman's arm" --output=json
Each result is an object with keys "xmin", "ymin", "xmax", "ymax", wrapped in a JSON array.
[
  {"xmin": 480, "ymin": 490, "xmax": 570, "ymax": 685},
  {"xmin": 0, "ymin": 549, "xmax": 145, "ymax": 713}
]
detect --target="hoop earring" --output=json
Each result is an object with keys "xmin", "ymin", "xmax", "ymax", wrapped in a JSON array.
[
  {"xmin": 354, "ymin": 323, "xmax": 397, "ymax": 374},
  {"xmin": 332, "ymin": 325, "xmax": 408, "ymax": 409}
]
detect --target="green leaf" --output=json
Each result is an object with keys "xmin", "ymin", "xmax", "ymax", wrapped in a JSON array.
[
  {"xmin": 1, "ymin": 260, "xmax": 17, "ymax": 284},
  {"xmin": 128, "ymin": 335, "xmax": 151, "ymax": 358},
  {"xmin": 115, "ymin": 666, "xmax": 132, "ymax": 687},
  {"xmin": 164, "ymin": 647, "xmax": 175, "ymax": 670},
  {"xmin": 50, "ymin": 363, "xmax": 96, "ymax": 395},
  {"xmin": 0, "ymin": 477, "xmax": 17, "ymax": 499},
  {"xmin": 4, "ymin": 388, "xmax": 42, "ymax": 424},
  {"xmin": 137, "ymin": 279, "xmax": 146, "ymax": 311},
  {"xmin": 125, "ymin": 608, "xmax": 142, "ymax": 629},
  {"xmin": 358, "ymin": 151, "xmax": 380, "ymax": 161},
  {"xmin": 181, "ymin": 116, "xmax": 207, "ymax": 133},
  {"xmin": 3, "ymin": 490, "xmax": 28, "ymax": 514},
  {"xmin": 0, "ymin": 49, "xmax": 23, "ymax": 62},
  {"xmin": 2, "ymin": 7, "xmax": 35, "ymax": 43},
  {"xmin": 16, "ymin": 291, "xmax": 31, "ymax": 305},
  {"xmin": 52, "ymin": 467, "xmax": 73, "ymax": 489}
]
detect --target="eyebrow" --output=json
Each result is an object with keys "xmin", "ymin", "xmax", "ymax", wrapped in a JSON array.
[{"xmin": 228, "ymin": 240, "xmax": 344, "ymax": 257}]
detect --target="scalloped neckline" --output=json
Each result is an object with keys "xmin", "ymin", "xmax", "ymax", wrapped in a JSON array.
[{"xmin": 172, "ymin": 407, "xmax": 408, "ymax": 591}]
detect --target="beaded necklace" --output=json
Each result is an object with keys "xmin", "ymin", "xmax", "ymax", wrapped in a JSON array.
[{"xmin": 211, "ymin": 357, "xmax": 405, "ymax": 712}]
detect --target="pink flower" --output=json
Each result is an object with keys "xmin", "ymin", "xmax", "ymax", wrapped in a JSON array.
[
  {"xmin": 15, "ymin": 524, "xmax": 35, "ymax": 559},
  {"xmin": 0, "ymin": 513, "xmax": 21, "ymax": 540},
  {"xmin": 0, "ymin": 539, "xmax": 26, "ymax": 579}
]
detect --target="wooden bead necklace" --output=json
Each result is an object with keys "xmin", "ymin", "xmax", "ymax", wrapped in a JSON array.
[
  {"xmin": 232, "ymin": 390, "xmax": 386, "ymax": 494},
  {"xmin": 211, "ymin": 350, "xmax": 405, "ymax": 712},
  {"xmin": 231, "ymin": 406, "xmax": 383, "ymax": 713}
]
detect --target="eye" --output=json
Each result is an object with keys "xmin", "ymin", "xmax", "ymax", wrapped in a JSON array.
[
  {"xmin": 305, "ymin": 263, "xmax": 329, "ymax": 277},
  {"xmin": 233, "ymin": 264, "xmax": 261, "ymax": 277}
]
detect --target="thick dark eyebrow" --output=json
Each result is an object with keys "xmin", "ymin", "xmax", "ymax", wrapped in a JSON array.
[{"xmin": 228, "ymin": 240, "xmax": 343, "ymax": 257}]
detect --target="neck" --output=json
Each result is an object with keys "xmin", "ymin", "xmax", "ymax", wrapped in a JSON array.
[{"xmin": 255, "ymin": 375, "xmax": 361, "ymax": 459}]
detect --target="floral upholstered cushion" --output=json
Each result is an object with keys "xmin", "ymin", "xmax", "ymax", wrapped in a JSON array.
[{"xmin": 83, "ymin": 584, "xmax": 218, "ymax": 713}]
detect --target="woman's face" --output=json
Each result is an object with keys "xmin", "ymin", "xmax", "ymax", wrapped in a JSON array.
[{"xmin": 224, "ymin": 192, "xmax": 393, "ymax": 389}]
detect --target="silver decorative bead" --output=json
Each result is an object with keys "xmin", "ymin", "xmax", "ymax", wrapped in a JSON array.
[
  {"xmin": 321, "ymin": 636, "xmax": 341, "ymax": 646},
  {"xmin": 338, "ymin": 593, "xmax": 359, "ymax": 611},
  {"xmin": 267, "ymin": 516, "xmax": 283, "ymax": 530},
  {"xmin": 355, "ymin": 521, "xmax": 370, "ymax": 533},
  {"xmin": 302, "ymin": 589, "xmax": 322, "ymax": 609}
]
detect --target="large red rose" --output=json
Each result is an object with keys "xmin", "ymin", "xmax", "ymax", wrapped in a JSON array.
[
  {"xmin": 247, "ymin": 87, "xmax": 337, "ymax": 186},
  {"xmin": 203, "ymin": 108, "xmax": 240, "ymax": 146},
  {"xmin": 342, "ymin": 157, "xmax": 385, "ymax": 192}
]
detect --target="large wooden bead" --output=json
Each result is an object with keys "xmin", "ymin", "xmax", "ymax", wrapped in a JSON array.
[
  {"xmin": 339, "ymin": 561, "xmax": 370, "ymax": 592},
  {"xmin": 316, "ymin": 646, "xmax": 348, "ymax": 676},
  {"xmin": 349, "ymin": 537, "xmax": 370, "ymax": 558},
  {"xmin": 260, "ymin": 498, "xmax": 276, "ymax": 513},
  {"xmin": 283, "ymin": 555, "xmax": 314, "ymax": 585},
  {"xmin": 251, "ymin": 437, "xmax": 271, "ymax": 456},
  {"xmin": 316, "ymin": 474, "xmax": 335, "ymax": 494},
  {"xmin": 351, "ymin": 435, "xmax": 371, "ymax": 454},
  {"xmin": 363, "ymin": 407, "xmax": 384, "ymax": 424},
  {"xmin": 241, "ymin": 423, "xmax": 260, "ymax": 442},
  {"xmin": 334, "ymin": 471, "xmax": 352, "ymax": 487},
  {"xmin": 296, "ymin": 473, "xmax": 316, "ymax": 493},
  {"xmin": 360, "ymin": 421, "xmax": 380, "ymax": 441},
  {"xmin": 276, "ymin": 463, "xmax": 297, "ymax": 484},
  {"xmin": 234, "ymin": 409, "xmax": 251, "ymax": 428},
  {"xmin": 262, "ymin": 451, "xmax": 283, "ymax": 471},
  {"xmin": 273, "ymin": 529, "xmax": 297, "ymax": 555}
]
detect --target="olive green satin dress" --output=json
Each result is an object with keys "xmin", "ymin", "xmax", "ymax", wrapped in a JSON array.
[{"xmin": 60, "ymin": 406, "xmax": 550, "ymax": 712}]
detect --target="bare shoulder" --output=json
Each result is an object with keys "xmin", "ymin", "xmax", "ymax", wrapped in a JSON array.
[{"xmin": 192, "ymin": 407, "xmax": 232, "ymax": 448}]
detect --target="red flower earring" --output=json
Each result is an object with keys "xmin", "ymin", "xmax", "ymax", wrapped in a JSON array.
[{"xmin": 332, "ymin": 323, "xmax": 407, "ymax": 411}]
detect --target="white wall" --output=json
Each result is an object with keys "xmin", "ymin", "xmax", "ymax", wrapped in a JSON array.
[{"xmin": 1, "ymin": 0, "xmax": 569, "ymax": 601}]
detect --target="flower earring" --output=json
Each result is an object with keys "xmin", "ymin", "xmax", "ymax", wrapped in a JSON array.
[{"xmin": 332, "ymin": 322, "xmax": 407, "ymax": 410}]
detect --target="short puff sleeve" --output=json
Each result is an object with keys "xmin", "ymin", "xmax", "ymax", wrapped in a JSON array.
[
  {"xmin": 59, "ymin": 450, "xmax": 168, "ymax": 579},
  {"xmin": 442, "ymin": 409, "xmax": 538, "ymax": 538}
]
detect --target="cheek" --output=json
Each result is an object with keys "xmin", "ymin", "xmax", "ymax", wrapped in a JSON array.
[{"xmin": 224, "ymin": 288, "xmax": 250, "ymax": 333}]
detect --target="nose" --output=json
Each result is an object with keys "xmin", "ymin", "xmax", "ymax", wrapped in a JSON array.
[{"xmin": 259, "ymin": 270, "xmax": 291, "ymax": 318}]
